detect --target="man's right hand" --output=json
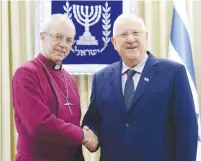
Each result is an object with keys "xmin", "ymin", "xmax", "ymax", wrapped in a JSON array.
[{"xmin": 82, "ymin": 126, "xmax": 98, "ymax": 151}]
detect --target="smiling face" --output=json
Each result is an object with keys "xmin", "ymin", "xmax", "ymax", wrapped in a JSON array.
[
  {"xmin": 40, "ymin": 19, "xmax": 75, "ymax": 65},
  {"xmin": 112, "ymin": 15, "xmax": 148, "ymax": 67}
]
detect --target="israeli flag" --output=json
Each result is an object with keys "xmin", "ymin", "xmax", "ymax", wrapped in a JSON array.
[{"xmin": 168, "ymin": 1, "xmax": 201, "ymax": 160}]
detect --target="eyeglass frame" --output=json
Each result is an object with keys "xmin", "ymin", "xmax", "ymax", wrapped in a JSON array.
[
  {"xmin": 115, "ymin": 31, "xmax": 145, "ymax": 39},
  {"xmin": 43, "ymin": 32, "xmax": 75, "ymax": 45}
]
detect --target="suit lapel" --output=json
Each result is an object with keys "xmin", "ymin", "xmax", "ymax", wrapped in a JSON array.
[
  {"xmin": 128, "ymin": 53, "xmax": 159, "ymax": 110},
  {"xmin": 110, "ymin": 61, "xmax": 126, "ymax": 112}
]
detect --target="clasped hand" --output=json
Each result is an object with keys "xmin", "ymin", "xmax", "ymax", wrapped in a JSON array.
[{"xmin": 82, "ymin": 126, "xmax": 98, "ymax": 151}]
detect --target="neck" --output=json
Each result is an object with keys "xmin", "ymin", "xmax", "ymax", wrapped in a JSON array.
[
  {"xmin": 124, "ymin": 59, "xmax": 141, "ymax": 68},
  {"xmin": 41, "ymin": 51, "xmax": 62, "ymax": 65},
  {"xmin": 41, "ymin": 51, "xmax": 49, "ymax": 60},
  {"xmin": 124, "ymin": 54, "xmax": 146, "ymax": 68}
]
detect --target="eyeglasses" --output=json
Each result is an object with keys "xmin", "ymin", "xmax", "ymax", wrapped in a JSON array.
[
  {"xmin": 44, "ymin": 32, "xmax": 75, "ymax": 45},
  {"xmin": 115, "ymin": 31, "xmax": 144, "ymax": 39}
]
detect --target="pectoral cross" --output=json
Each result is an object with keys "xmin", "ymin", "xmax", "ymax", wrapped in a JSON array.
[
  {"xmin": 64, "ymin": 102, "xmax": 73, "ymax": 106},
  {"xmin": 64, "ymin": 101, "xmax": 74, "ymax": 115}
]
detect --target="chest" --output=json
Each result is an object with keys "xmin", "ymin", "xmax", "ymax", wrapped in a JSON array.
[{"xmin": 37, "ymin": 69, "xmax": 81, "ymax": 124}]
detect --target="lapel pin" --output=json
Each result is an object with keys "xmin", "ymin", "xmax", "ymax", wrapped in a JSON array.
[{"xmin": 144, "ymin": 77, "xmax": 149, "ymax": 82}]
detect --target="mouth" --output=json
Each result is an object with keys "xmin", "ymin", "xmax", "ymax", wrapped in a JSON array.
[
  {"xmin": 126, "ymin": 46, "xmax": 138, "ymax": 49},
  {"xmin": 55, "ymin": 49, "xmax": 66, "ymax": 55}
]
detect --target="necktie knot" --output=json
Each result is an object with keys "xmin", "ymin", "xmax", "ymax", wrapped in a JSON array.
[{"xmin": 127, "ymin": 69, "xmax": 136, "ymax": 77}]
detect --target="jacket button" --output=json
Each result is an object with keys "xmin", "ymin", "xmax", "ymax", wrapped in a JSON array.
[{"xmin": 126, "ymin": 123, "xmax": 129, "ymax": 127}]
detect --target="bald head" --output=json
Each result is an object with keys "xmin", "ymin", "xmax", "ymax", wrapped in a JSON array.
[{"xmin": 113, "ymin": 14, "xmax": 146, "ymax": 36}]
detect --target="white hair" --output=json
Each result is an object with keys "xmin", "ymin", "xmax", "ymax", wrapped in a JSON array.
[
  {"xmin": 42, "ymin": 14, "xmax": 76, "ymax": 36},
  {"xmin": 113, "ymin": 13, "xmax": 147, "ymax": 36}
]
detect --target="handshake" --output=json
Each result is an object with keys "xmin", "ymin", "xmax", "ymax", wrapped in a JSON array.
[{"xmin": 82, "ymin": 126, "xmax": 99, "ymax": 151}]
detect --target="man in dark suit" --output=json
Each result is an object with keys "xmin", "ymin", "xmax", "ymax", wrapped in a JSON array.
[{"xmin": 82, "ymin": 13, "xmax": 198, "ymax": 161}]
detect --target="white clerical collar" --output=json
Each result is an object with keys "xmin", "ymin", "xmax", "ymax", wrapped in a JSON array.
[
  {"xmin": 53, "ymin": 64, "xmax": 62, "ymax": 70},
  {"xmin": 38, "ymin": 53, "xmax": 62, "ymax": 70}
]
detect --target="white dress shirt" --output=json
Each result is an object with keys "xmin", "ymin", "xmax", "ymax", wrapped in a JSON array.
[{"xmin": 122, "ymin": 54, "xmax": 148, "ymax": 94}]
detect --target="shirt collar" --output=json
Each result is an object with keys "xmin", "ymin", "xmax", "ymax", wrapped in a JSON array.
[
  {"xmin": 37, "ymin": 53, "xmax": 62, "ymax": 70},
  {"xmin": 122, "ymin": 53, "xmax": 148, "ymax": 75}
]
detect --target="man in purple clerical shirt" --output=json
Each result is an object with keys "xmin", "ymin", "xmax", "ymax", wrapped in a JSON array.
[{"xmin": 12, "ymin": 14, "xmax": 98, "ymax": 161}]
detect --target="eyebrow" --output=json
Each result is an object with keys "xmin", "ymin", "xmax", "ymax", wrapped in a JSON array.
[{"xmin": 54, "ymin": 33, "xmax": 74, "ymax": 38}]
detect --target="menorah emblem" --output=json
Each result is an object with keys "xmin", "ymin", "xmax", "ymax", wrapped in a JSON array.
[{"xmin": 73, "ymin": 5, "xmax": 102, "ymax": 45}]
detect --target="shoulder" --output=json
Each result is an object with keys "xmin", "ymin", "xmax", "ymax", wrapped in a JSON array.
[
  {"xmin": 150, "ymin": 57, "xmax": 188, "ymax": 81},
  {"xmin": 94, "ymin": 61, "xmax": 120, "ymax": 78},
  {"xmin": 153, "ymin": 57, "xmax": 185, "ymax": 72},
  {"xmin": 148, "ymin": 51, "xmax": 184, "ymax": 70},
  {"xmin": 159, "ymin": 58, "xmax": 183, "ymax": 67},
  {"xmin": 13, "ymin": 58, "xmax": 39, "ymax": 81}
]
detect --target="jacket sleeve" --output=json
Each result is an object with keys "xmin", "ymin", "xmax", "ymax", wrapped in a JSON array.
[
  {"xmin": 82, "ymin": 73, "xmax": 101, "ymax": 152},
  {"xmin": 12, "ymin": 67, "xmax": 83, "ymax": 147},
  {"xmin": 173, "ymin": 65, "xmax": 198, "ymax": 161}
]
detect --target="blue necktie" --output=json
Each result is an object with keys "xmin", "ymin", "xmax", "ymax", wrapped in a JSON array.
[{"xmin": 124, "ymin": 69, "xmax": 136, "ymax": 110}]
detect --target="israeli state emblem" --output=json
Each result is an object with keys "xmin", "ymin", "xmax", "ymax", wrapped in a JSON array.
[{"xmin": 52, "ymin": 0, "xmax": 122, "ymax": 64}]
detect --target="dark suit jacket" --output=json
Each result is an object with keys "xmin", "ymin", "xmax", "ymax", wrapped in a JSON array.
[{"xmin": 82, "ymin": 51, "xmax": 198, "ymax": 161}]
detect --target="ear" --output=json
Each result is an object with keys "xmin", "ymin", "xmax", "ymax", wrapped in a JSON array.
[
  {"xmin": 40, "ymin": 32, "xmax": 44, "ymax": 41},
  {"xmin": 145, "ymin": 32, "xmax": 148, "ymax": 40},
  {"xmin": 73, "ymin": 40, "xmax": 76, "ymax": 45},
  {"xmin": 111, "ymin": 37, "xmax": 117, "ymax": 50}
]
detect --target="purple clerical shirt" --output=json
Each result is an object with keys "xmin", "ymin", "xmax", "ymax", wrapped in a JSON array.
[{"xmin": 12, "ymin": 54, "xmax": 84, "ymax": 161}]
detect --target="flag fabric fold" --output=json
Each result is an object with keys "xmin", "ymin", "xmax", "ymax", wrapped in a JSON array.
[{"xmin": 168, "ymin": 1, "xmax": 201, "ymax": 160}]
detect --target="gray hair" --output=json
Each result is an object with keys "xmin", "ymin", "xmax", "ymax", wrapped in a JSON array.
[
  {"xmin": 113, "ymin": 13, "xmax": 147, "ymax": 36},
  {"xmin": 42, "ymin": 14, "xmax": 76, "ymax": 36}
]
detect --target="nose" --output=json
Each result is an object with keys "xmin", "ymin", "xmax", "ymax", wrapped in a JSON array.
[
  {"xmin": 126, "ymin": 34, "xmax": 136, "ymax": 43},
  {"xmin": 58, "ymin": 42, "xmax": 67, "ymax": 53},
  {"xmin": 59, "ymin": 38, "xmax": 68, "ymax": 47}
]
